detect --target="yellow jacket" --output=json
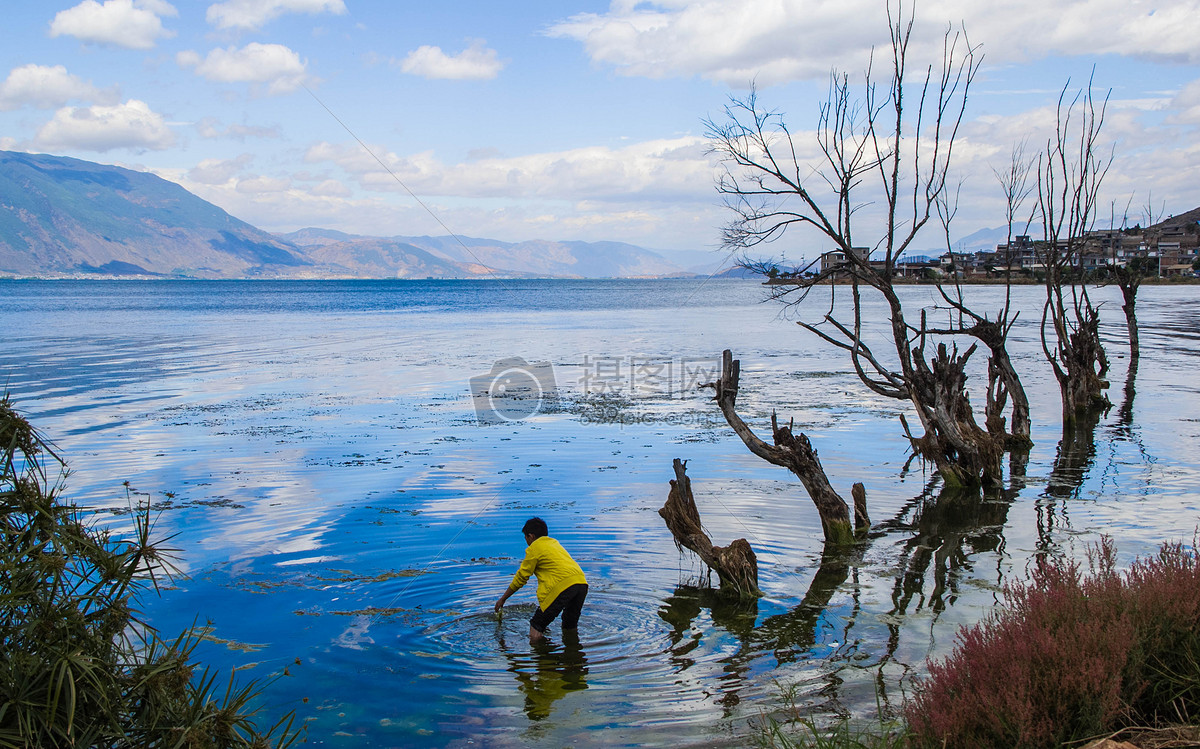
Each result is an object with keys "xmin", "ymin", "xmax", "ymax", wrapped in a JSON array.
[{"xmin": 510, "ymin": 536, "xmax": 587, "ymax": 610}]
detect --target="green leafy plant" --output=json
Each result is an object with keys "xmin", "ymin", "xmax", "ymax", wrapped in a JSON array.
[{"xmin": 0, "ymin": 394, "xmax": 301, "ymax": 748}]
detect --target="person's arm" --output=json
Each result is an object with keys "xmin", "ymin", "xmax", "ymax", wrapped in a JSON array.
[
  {"xmin": 494, "ymin": 585, "xmax": 517, "ymax": 613},
  {"xmin": 495, "ymin": 545, "xmax": 538, "ymax": 613}
]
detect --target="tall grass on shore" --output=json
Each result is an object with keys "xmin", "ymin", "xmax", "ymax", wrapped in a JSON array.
[
  {"xmin": 0, "ymin": 395, "xmax": 301, "ymax": 748},
  {"xmin": 906, "ymin": 537, "xmax": 1200, "ymax": 748}
]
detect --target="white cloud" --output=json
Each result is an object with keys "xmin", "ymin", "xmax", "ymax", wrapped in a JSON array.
[
  {"xmin": 195, "ymin": 116, "xmax": 281, "ymax": 140},
  {"xmin": 206, "ymin": 0, "xmax": 346, "ymax": 31},
  {"xmin": 236, "ymin": 175, "xmax": 292, "ymax": 193},
  {"xmin": 188, "ymin": 154, "xmax": 254, "ymax": 184},
  {"xmin": 398, "ymin": 40, "xmax": 505, "ymax": 81},
  {"xmin": 0, "ymin": 64, "xmax": 117, "ymax": 111},
  {"xmin": 311, "ymin": 179, "xmax": 351, "ymax": 197},
  {"xmin": 304, "ymin": 136, "xmax": 718, "ymax": 202},
  {"xmin": 49, "ymin": 0, "xmax": 177, "ymax": 50},
  {"xmin": 35, "ymin": 99, "xmax": 175, "ymax": 152},
  {"xmin": 178, "ymin": 43, "xmax": 307, "ymax": 94},
  {"xmin": 547, "ymin": 0, "xmax": 1200, "ymax": 86},
  {"xmin": 1168, "ymin": 78, "xmax": 1200, "ymax": 124}
]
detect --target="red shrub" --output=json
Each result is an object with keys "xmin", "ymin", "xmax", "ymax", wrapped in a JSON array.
[{"xmin": 906, "ymin": 537, "xmax": 1200, "ymax": 749}]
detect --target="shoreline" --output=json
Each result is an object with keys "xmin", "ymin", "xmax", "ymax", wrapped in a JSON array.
[{"xmin": 764, "ymin": 275, "xmax": 1200, "ymax": 286}]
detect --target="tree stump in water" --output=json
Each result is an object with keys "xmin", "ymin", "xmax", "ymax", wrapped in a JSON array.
[
  {"xmin": 851, "ymin": 482, "xmax": 869, "ymax": 534},
  {"xmin": 659, "ymin": 458, "xmax": 760, "ymax": 598}
]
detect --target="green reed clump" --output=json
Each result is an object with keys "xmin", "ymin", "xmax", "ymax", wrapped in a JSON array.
[
  {"xmin": 753, "ymin": 681, "xmax": 910, "ymax": 749},
  {"xmin": 0, "ymin": 394, "xmax": 301, "ymax": 748},
  {"xmin": 906, "ymin": 536, "xmax": 1200, "ymax": 748},
  {"xmin": 755, "ymin": 715, "xmax": 910, "ymax": 749}
]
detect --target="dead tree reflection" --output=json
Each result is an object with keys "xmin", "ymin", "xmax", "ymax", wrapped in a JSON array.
[
  {"xmin": 878, "ymin": 482, "xmax": 1014, "ymax": 618},
  {"xmin": 869, "ymin": 478, "xmax": 1018, "ymax": 713},
  {"xmin": 1096, "ymin": 363, "xmax": 1158, "ymax": 510},
  {"xmin": 659, "ymin": 587, "xmax": 759, "ymax": 714},
  {"xmin": 1037, "ymin": 404, "xmax": 1104, "ymax": 557}
]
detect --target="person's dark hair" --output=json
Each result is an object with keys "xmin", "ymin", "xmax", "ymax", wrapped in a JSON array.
[{"xmin": 522, "ymin": 517, "xmax": 548, "ymax": 539}]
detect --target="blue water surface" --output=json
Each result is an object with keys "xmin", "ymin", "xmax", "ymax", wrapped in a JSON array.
[{"xmin": 3, "ymin": 278, "xmax": 1199, "ymax": 747}]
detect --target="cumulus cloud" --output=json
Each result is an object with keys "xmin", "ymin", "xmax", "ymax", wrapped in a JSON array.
[
  {"xmin": 49, "ymin": 0, "xmax": 177, "ymax": 50},
  {"xmin": 178, "ymin": 43, "xmax": 307, "ymax": 93},
  {"xmin": 206, "ymin": 0, "xmax": 346, "ymax": 31},
  {"xmin": 547, "ymin": 0, "xmax": 1200, "ymax": 86},
  {"xmin": 310, "ymin": 179, "xmax": 351, "ymax": 197},
  {"xmin": 398, "ymin": 40, "xmax": 505, "ymax": 80},
  {"xmin": 35, "ymin": 99, "xmax": 175, "ymax": 152},
  {"xmin": 0, "ymin": 64, "xmax": 117, "ymax": 111}
]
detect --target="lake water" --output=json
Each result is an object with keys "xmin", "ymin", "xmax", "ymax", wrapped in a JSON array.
[{"xmin": 4, "ymin": 278, "xmax": 1199, "ymax": 747}]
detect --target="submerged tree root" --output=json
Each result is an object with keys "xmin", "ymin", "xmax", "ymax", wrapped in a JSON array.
[{"xmin": 659, "ymin": 458, "xmax": 760, "ymax": 599}]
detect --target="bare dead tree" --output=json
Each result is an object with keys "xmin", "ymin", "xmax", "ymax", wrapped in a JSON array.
[
  {"xmin": 660, "ymin": 458, "xmax": 760, "ymax": 598},
  {"xmin": 1104, "ymin": 194, "xmax": 1163, "ymax": 371},
  {"xmin": 1036, "ymin": 79, "xmax": 1114, "ymax": 425},
  {"xmin": 707, "ymin": 7, "xmax": 1002, "ymax": 487},
  {"xmin": 926, "ymin": 144, "xmax": 1035, "ymax": 450},
  {"xmin": 704, "ymin": 350, "xmax": 867, "ymax": 545}
]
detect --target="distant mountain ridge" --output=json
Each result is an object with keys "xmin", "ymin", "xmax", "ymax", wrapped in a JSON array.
[
  {"xmin": 277, "ymin": 229, "xmax": 705, "ymax": 278},
  {"xmin": 0, "ymin": 151, "xmax": 310, "ymax": 277},
  {"xmin": 0, "ymin": 150, "xmax": 718, "ymax": 279},
  {"xmin": 0, "ymin": 150, "xmax": 1013, "ymax": 279}
]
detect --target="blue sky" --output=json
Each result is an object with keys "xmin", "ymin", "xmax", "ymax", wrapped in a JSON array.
[{"xmin": 2, "ymin": 0, "xmax": 1199, "ymax": 254}]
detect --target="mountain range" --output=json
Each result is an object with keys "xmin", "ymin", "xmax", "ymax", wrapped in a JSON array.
[
  {"xmin": 2, "ymin": 150, "xmax": 1038, "ymax": 280},
  {"xmin": 0, "ymin": 151, "xmax": 736, "ymax": 280},
  {"xmin": 0, "ymin": 151, "xmax": 312, "ymax": 278}
]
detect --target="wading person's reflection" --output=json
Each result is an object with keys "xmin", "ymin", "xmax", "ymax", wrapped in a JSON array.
[{"xmin": 497, "ymin": 627, "xmax": 589, "ymax": 721}]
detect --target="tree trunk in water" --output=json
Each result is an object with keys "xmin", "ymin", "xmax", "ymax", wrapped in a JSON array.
[
  {"xmin": 1059, "ymin": 303, "xmax": 1112, "ymax": 425},
  {"xmin": 706, "ymin": 350, "xmax": 857, "ymax": 545},
  {"xmin": 659, "ymin": 458, "xmax": 760, "ymax": 598},
  {"xmin": 851, "ymin": 482, "xmax": 869, "ymax": 534},
  {"xmin": 905, "ymin": 343, "xmax": 1005, "ymax": 488},
  {"xmin": 1120, "ymin": 281, "xmax": 1140, "ymax": 369},
  {"xmin": 969, "ymin": 319, "xmax": 1032, "ymax": 449}
]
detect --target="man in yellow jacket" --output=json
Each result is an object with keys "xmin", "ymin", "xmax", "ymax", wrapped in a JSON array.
[{"xmin": 494, "ymin": 517, "xmax": 588, "ymax": 643}]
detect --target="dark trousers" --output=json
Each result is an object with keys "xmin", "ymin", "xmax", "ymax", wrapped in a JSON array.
[{"xmin": 529, "ymin": 583, "xmax": 588, "ymax": 633}]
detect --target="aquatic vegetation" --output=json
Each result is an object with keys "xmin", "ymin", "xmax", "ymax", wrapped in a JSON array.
[
  {"xmin": 753, "ymin": 681, "xmax": 909, "ymax": 749},
  {"xmin": 0, "ymin": 395, "xmax": 301, "ymax": 748}
]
